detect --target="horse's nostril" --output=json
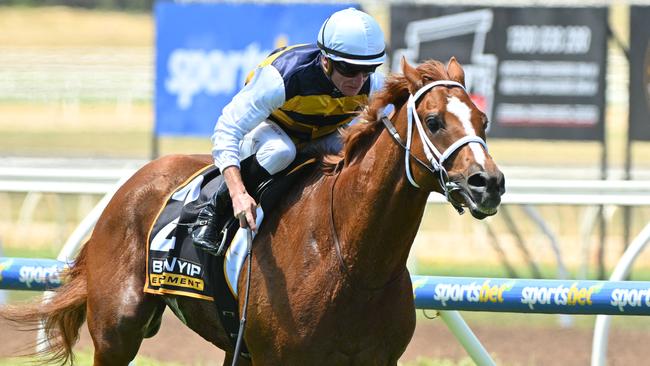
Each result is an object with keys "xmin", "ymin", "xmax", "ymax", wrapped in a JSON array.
[{"xmin": 467, "ymin": 172, "xmax": 488, "ymax": 189}]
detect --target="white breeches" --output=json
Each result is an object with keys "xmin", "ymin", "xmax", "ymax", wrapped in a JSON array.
[{"xmin": 239, "ymin": 119, "xmax": 343, "ymax": 174}]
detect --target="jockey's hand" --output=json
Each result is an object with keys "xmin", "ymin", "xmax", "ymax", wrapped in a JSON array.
[
  {"xmin": 232, "ymin": 192, "xmax": 258, "ymax": 232},
  {"xmin": 222, "ymin": 165, "xmax": 258, "ymax": 232}
]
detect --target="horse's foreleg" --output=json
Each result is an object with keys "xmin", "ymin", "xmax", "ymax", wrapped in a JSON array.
[{"xmin": 223, "ymin": 352, "xmax": 253, "ymax": 366}]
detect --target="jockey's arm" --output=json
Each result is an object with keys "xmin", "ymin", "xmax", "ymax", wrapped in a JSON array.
[
  {"xmin": 370, "ymin": 71, "xmax": 384, "ymax": 95},
  {"xmin": 221, "ymin": 165, "xmax": 258, "ymax": 231},
  {"xmin": 211, "ymin": 65, "xmax": 286, "ymax": 230}
]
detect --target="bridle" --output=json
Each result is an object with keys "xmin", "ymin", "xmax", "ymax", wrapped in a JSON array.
[
  {"xmin": 381, "ymin": 79, "xmax": 488, "ymax": 215},
  {"xmin": 328, "ymin": 79, "xmax": 490, "ymax": 291}
]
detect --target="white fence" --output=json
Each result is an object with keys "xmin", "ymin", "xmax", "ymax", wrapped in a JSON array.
[
  {"xmin": 4, "ymin": 164, "xmax": 650, "ymax": 203},
  {"xmin": 0, "ymin": 48, "xmax": 151, "ymax": 103},
  {"xmin": 2, "ymin": 163, "xmax": 650, "ymax": 365}
]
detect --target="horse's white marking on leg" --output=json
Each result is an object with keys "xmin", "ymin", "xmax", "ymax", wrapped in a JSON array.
[{"xmin": 447, "ymin": 96, "xmax": 486, "ymax": 168}]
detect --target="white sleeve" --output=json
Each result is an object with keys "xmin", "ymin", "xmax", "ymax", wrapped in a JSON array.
[
  {"xmin": 211, "ymin": 65, "xmax": 286, "ymax": 172},
  {"xmin": 369, "ymin": 72, "xmax": 384, "ymax": 95},
  {"xmin": 371, "ymin": 73, "xmax": 395, "ymax": 116}
]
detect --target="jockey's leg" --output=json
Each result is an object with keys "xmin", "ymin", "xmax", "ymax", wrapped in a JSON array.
[
  {"xmin": 193, "ymin": 120, "xmax": 295, "ymax": 254},
  {"xmin": 300, "ymin": 129, "xmax": 343, "ymax": 156},
  {"xmin": 244, "ymin": 120, "xmax": 296, "ymax": 175},
  {"xmin": 191, "ymin": 176, "xmax": 231, "ymax": 254}
]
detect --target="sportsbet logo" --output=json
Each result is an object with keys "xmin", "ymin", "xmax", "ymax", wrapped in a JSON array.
[
  {"xmin": 0, "ymin": 259, "xmax": 13, "ymax": 282},
  {"xmin": 19, "ymin": 264, "xmax": 61, "ymax": 288},
  {"xmin": 610, "ymin": 288, "xmax": 650, "ymax": 312},
  {"xmin": 165, "ymin": 44, "xmax": 270, "ymax": 109},
  {"xmin": 433, "ymin": 280, "xmax": 513, "ymax": 306},
  {"xmin": 521, "ymin": 283, "xmax": 602, "ymax": 310}
]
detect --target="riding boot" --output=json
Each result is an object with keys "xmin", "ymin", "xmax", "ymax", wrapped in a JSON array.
[
  {"xmin": 192, "ymin": 156, "xmax": 273, "ymax": 255},
  {"xmin": 191, "ymin": 179, "xmax": 230, "ymax": 254},
  {"xmin": 239, "ymin": 155, "xmax": 273, "ymax": 197}
]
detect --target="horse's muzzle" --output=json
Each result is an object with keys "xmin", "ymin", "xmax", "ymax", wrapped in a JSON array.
[{"xmin": 451, "ymin": 168, "xmax": 505, "ymax": 220}]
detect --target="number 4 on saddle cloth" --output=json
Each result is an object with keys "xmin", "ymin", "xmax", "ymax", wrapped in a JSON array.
[{"xmin": 144, "ymin": 154, "xmax": 317, "ymax": 353}]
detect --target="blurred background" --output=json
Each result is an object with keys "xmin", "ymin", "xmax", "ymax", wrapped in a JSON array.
[{"xmin": 1, "ymin": 0, "xmax": 650, "ymax": 365}]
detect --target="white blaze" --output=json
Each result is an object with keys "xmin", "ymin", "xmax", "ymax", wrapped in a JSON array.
[{"xmin": 446, "ymin": 96, "xmax": 486, "ymax": 168}]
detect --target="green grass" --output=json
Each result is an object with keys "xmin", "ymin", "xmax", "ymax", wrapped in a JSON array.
[
  {"xmin": 0, "ymin": 350, "xmax": 186, "ymax": 366},
  {"xmin": 0, "ymin": 6, "xmax": 152, "ymax": 47},
  {"xmin": 426, "ymin": 309, "xmax": 650, "ymax": 331},
  {"xmin": 414, "ymin": 259, "xmax": 650, "ymax": 281},
  {"xmin": 400, "ymin": 357, "xmax": 478, "ymax": 366},
  {"xmin": 0, "ymin": 100, "xmax": 213, "ymax": 158},
  {"xmin": 0, "ymin": 353, "xmax": 474, "ymax": 366},
  {"xmin": 0, "ymin": 130, "xmax": 153, "ymax": 158},
  {"xmin": 1, "ymin": 246, "xmax": 61, "ymax": 259}
]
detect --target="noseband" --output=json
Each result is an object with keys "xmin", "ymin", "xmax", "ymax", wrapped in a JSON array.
[{"xmin": 381, "ymin": 80, "xmax": 488, "ymax": 214}]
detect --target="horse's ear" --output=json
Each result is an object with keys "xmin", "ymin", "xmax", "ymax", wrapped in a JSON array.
[
  {"xmin": 401, "ymin": 56, "xmax": 422, "ymax": 94},
  {"xmin": 447, "ymin": 57, "xmax": 465, "ymax": 86}
]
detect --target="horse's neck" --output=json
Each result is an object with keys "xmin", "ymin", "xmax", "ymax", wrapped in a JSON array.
[{"xmin": 335, "ymin": 119, "xmax": 429, "ymax": 287}]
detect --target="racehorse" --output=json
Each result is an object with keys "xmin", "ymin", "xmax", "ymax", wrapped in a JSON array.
[{"xmin": 1, "ymin": 57, "xmax": 504, "ymax": 365}]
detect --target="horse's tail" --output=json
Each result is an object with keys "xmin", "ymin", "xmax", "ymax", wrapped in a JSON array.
[{"xmin": 0, "ymin": 243, "xmax": 89, "ymax": 365}]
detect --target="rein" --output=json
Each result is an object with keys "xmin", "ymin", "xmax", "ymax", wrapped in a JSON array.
[
  {"xmin": 322, "ymin": 80, "xmax": 487, "ymax": 291},
  {"xmin": 324, "ymin": 80, "xmax": 488, "ymax": 292},
  {"xmin": 383, "ymin": 79, "xmax": 488, "ymax": 214}
]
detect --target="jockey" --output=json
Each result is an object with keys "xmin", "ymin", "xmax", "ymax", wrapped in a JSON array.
[{"xmin": 192, "ymin": 8, "xmax": 386, "ymax": 253}]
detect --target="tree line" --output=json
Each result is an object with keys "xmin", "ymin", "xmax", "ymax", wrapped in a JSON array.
[{"xmin": 4, "ymin": 0, "xmax": 153, "ymax": 11}]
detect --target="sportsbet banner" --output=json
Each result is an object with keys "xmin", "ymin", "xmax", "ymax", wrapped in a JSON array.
[
  {"xmin": 0, "ymin": 257, "xmax": 64, "ymax": 291},
  {"xmin": 155, "ymin": 2, "xmax": 356, "ymax": 137},
  {"xmin": 412, "ymin": 276, "xmax": 650, "ymax": 315},
  {"xmin": 390, "ymin": 6, "xmax": 608, "ymax": 141}
]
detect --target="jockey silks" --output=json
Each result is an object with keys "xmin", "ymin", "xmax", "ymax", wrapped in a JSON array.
[
  {"xmin": 211, "ymin": 43, "xmax": 383, "ymax": 173},
  {"xmin": 254, "ymin": 44, "xmax": 372, "ymax": 142}
]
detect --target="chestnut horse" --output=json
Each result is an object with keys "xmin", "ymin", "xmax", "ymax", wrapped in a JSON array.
[{"xmin": 2, "ymin": 57, "xmax": 504, "ymax": 365}]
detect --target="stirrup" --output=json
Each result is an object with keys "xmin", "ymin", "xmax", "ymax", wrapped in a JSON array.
[
  {"xmin": 193, "ymin": 235, "xmax": 221, "ymax": 256},
  {"xmin": 214, "ymin": 217, "xmax": 237, "ymax": 256},
  {"xmin": 192, "ymin": 219, "xmax": 222, "ymax": 255}
]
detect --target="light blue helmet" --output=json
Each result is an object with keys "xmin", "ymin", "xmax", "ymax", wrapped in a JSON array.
[{"xmin": 317, "ymin": 8, "xmax": 386, "ymax": 66}]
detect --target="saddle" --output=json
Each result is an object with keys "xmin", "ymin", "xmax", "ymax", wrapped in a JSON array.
[
  {"xmin": 144, "ymin": 154, "xmax": 318, "ymax": 354},
  {"xmin": 213, "ymin": 155, "xmax": 318, "ymax": 251}
]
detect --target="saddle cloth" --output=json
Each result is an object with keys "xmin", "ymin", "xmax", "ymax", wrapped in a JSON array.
[
  {"xmin": 144, "ymin": 164, "xmax": 224, "ymax": 301},
  {"xmin": 143, "ymin": 157, "xmax": 318, "ymax": 351},
  {"xmin": 144, "ymin": 155, "xmax": 318, "ymax": 301},
  {"xmin": 145, "ymin": 165, "xmax": 265, "ymax": 299}
]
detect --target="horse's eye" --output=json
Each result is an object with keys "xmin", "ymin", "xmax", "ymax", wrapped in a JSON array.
[{"xmin": 425, "ymin": 114, "xmax": 443, "ymax": 133}]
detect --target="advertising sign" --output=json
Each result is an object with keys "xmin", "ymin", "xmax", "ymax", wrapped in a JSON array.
[
  {"xmin": 0, "ymin": 257, "xmax": 64, "ymax": 291},
  {"xmin": 628, "ymin": 6, "xmax": 650, "ymax": 141},
  {"xmin": 391, "ymin": 6, "xmax": 608, "ymax": 141},
  {"xmin": 155, "ymin": 2, "xmax": 356, "ymax": 136},
  {"xmin": 412, "ymin": 275, "xmax": 650, "ymax": 315}
]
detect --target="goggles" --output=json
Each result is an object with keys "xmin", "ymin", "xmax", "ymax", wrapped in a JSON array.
[{"xmin": 331, "ymin": 60, "xmax": 378, "ymax": 78}]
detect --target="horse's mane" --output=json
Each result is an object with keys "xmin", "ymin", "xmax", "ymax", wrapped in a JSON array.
[{"xmin": 323, "ymin": 60, "xmax": 450, "ymax": 172}]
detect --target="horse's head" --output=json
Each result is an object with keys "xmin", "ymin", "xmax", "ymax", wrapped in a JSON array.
[{"xmin": 397, "ymin": 57, "xmax": 505, "ymax": 219}]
